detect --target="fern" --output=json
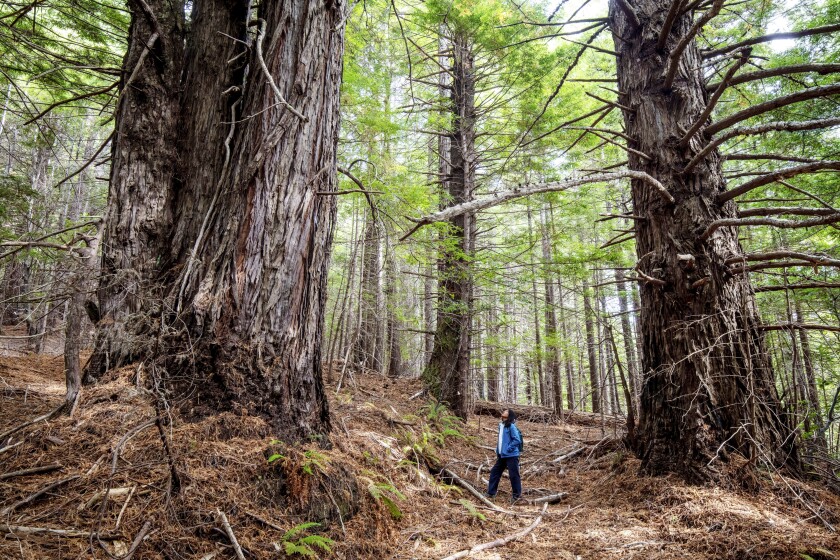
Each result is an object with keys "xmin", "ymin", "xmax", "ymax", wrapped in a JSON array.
[
  {"xmin": 366, "ymin": 480, "xmax": 406, "ymax": 519},
  {"xmin": 278, "ymin": 522, "xmax": 334, "ymax": 558},
  {"xmin": 458, "ymin": 499, "xmax": 486, "ymax": 521}
]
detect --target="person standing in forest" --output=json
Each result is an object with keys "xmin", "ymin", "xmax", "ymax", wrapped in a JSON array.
[{"xmin": 486, "ymin": 409, "xmax": 523, "ymax": 504}]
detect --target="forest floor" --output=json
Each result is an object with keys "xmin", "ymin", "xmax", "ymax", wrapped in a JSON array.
[{"xmin": 2, "ymin": 344, "xmax": 840, "ymax": 559}]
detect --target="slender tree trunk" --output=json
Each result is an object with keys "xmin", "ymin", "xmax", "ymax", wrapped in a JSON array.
[
  {"xmin": 615, "ymin": 268, "xmax": 639, "ymax": 415},
  {"xmin": 486, "ymin": 303, "xmax": 499, "ymax": 401},
  {"xmin": 425, "ymin": 32, "xmax": 475, "ymax": 419},
  {"xmin": 540, "ymin": 205, "xmax": 562, "ymax": 414},
  {"xmin": 526, "ymin": 205, "xmax": 547, "ymax": 406},
  {"xmin": 582, "ymin": 276, "xmax": 600, "ymax": 413},
  {"xmin": 609, "ymin": 0, "xmax": 799, "ymax": 477},
  {"xmin": 355, "ymin": 211, "xmax": 382, "ymax": 371}
]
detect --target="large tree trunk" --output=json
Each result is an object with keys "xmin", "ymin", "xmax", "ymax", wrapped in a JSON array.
[
  {"xmin": 424, "ymin": 32, "xmax": 475, "ymax": 419},
  {"xmin": 86, "ymin": 0, "xmax": 185, "ymax": 379},
  {"xmin": 609, "ymin": 0, "xmax": 799, "ymax": 478},
  {"xmin": 87, "ymin": 0, "xmax": 346, "ymax": 443}
]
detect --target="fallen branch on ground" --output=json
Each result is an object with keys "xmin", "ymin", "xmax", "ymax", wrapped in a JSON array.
[
  {"xmin": 438, "ymin": 468, "xmax": 509, "ymax": 514},
  {"xmin": 0, "ymin": 463, "xmax": 63, "ymax": 481},
  {"xmin": 1, "ymin": 475, "xmax": 79, "ymax": 516},
  {"xmin": 440, "ymin": 503, "xmax": 549, "ymax": 560},
  {"xmin": 216, "ymin": 509, "xmax": 246, "ymax": 560}
]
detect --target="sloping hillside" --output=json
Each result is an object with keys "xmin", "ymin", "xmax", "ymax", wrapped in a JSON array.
[{"xmin": 2, "ymin": 354, "xmax": 839, "ymax": 559}]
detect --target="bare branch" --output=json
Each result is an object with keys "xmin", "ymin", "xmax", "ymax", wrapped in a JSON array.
[
  {"xmin": 725, "ymin": 250, "xmax": 840, "ymax": 267},
  {"xmin": 657, "ymin": 0, "xmax": 686, "ymax": 51},
  {"xmin": 704, "ymin": 83, "xmax": 840, "ymax": 137},
  {"xmin": 760, "ymin": 323, "xmax": 840, "ymax": 333},
  {"xmin": 717, "ymin": 161, "xmax": 840, "ymax": 203},
  {"xmin": 400, "ymin": 171, "xmax": 670, "ymax": 240},
  {"xmin": 737, "ymin": 207, "xmax": 839, "ymax": 218},
  {"xmin": 723, "ymin": 153, "xmax": 819, "ymax": 164},
  {"xmin": 585, "ymin": 91, "xmax": 632, "ymax": 112},
  {"xmin": 701, "ymin": 213, "xmax": 840, "ymax": 240},
  {"xmin": 680, "ymin": 49, "xmax": 750, "ymax": 146},
  {"xmin": 706, "ymin": 63, "xmax": 840, "ymax": 91},
  {"xmin": 703, "ymin": 23, "xmax": 840, "ymax": 59},
  {"xmin": 255, "ymin": 19, "xmax": 307, "ymax": 122},
  {"xmin": 755, "ymin": 282, "xmax": 840, "ymax": 293},
  {"xmin": 684, "ymin": 116, "xmax": 840, "ymax": 173},
  {"xmin": 662, "ymin": 0, "xmax": 724, "ymax": 90}
]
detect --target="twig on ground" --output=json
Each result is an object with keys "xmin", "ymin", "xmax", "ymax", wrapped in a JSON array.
[
  {"xmin": 1, "ymin": 475, "xmax": 79, "ymax": 516},
  {"xmin": 440, "ymin": 503, "xmax": 549, "ymax": 560},
  {"xmin": 0, "ymin": 463, "xmax": 63, "ymax": 481},
  {"xmin": 216, "ymin": 509, "xmax": 246, "ymax": 560}
]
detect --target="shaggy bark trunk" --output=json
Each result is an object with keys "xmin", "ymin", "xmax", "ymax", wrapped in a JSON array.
[
  {"xmin": 354, "ymin": 212, "xmax": 382, "ymax": 371},
  {"xmin": 86, "ymin": 0, "xmax": 185, "ymax": 379},
  {"xmin": 609, "ymin": 0, "xmax": 799, "ymax": 478},
  {"xmin": 87, "ymin": 0, "xmax": 346, "ymax": 443},
  {"xmin": 425, "ymin": 32, "xmax": 475, "ymax": 419},
  {"xmin": 582, "ymin": 276, "xmax": 600, "ymax": 413}
]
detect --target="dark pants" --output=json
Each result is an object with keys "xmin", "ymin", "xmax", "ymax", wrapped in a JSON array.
[{"xmin": 487, "ymin": 456, "xmax": 521, "ymax": 499}]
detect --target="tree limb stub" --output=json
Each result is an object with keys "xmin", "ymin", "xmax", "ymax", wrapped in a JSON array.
[{"xmin": 400, "ymin": 171, "xmax": 669, "ymax": 240}]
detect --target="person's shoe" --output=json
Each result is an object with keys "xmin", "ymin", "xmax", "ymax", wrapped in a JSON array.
[
  {"xmin": 483, "ymin": 492, "xmax": 496, "ymax": 501},
  {"xmin": 509, "ymin": 496, "xmax": 521, "ymax": 505}
]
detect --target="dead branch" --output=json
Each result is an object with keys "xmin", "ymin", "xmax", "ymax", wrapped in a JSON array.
[
  {"xmin": 706, "ymin": 63, "xmax": 840, "ymax": 91},
  {"xmin": 438, "ymin": 468, "xmax": 509, "ymax": 514},
  {"xmin": 0, "ymin": 475, "xmax": 79, "ymax": 516},
  {"xmin": 724, "ymin": 250, "xmax": 840, "ymax": 267},
  {"xmin": 703, "ymin": 213, "xmax": 840, "ymax": 240},
  {"xmin": 662, "ymin": 0, "xmax": 724, "ymax": 90},
  {"xmin": 585, "ymin": 91, "xmax": 632, "ymax": 112},
  {"xmin": 400, "ymin": 170, "xmax": 669, "ymax": 240},
  {"xmin": 705, "ymin": 83, "xmax": 840, "ymax": 137},
  {"xmin": 254, "ymin": 19, "xmax": 307, "ymax": 121},
  {"xmin": 755, "ymin": 282, "xmax": 840, "ymax": 293},
  {"xmin": 123, "ymin": 521, "xmax": 153, "ymax": 560},
  {"xmin": 680, "ymin": 49, "xmax": 751, "ymax": 146},
  {"xmin": 738, "ymin": 207, "xmax": 838, "ymax": 218},
  {"xmin": 717, "ymin": 161, "xmax": 840, "ymax": 203},
  {"xmin": 440, "ymin": 503, "xmax": 548, "ymax": 560},
  {"xmin": 216, "ymin": 509, "xmax": 246, "ymax": 560},
  {"xmin": 0, "ymin": 524, "xmax": 119, "ymax": 539},
  {"xmin": 685, "ymin": 116, "xmax": 840, "ymax": 172},
  {"xmin": 553, "ymin": 446, "xmax": 586, "ymax": 463},
  {"xmin": 703, "ymin": 23, "xmax": 840, "ymax": 58},
  {"xmin": 657, "ymin": 0, "xmax": 685, "ymax": 50},
  {"xmin": 528, "ymin": 492, "xmax": 568, "ymax": 504},
  {"xmin": 760, "ymin": 323, "xmax": 840, "ymax": 333},
  {"xmin": 0, "ymin": 463, "xmax": 63, "ymax": 481},
  {"xmin": 724, "ymin": 153, "xmax": 819, "ymax": 163},
  {"xmin": 0, "ymin": 403, "xmax": 65, "ymax": 442}
]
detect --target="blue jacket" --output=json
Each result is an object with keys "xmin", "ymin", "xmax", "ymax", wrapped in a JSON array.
[{"xmin": 497, "ymin": 422, "xmax": 522, "ymax": 458}]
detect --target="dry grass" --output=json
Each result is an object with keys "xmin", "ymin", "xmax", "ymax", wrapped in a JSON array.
[{"xmin": 1, "ymin": 353, "xmax": 839, "ymax": 559}]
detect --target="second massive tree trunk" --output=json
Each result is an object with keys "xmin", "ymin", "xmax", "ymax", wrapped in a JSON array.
[{"xmin": 609, "ymin": 0, "xmax": 799, "ymax": 478}]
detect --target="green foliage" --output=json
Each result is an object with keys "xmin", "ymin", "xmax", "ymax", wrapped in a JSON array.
[
  {"xmin": 301, "ymin": 450, "xmax": 330, "ymax": 476},
  {"xmin": 277, "ymin": 522, "xmax": 334, "ymax": 558},
  {"xmin": 458, "ymin": 498, "xmax": 487, "ymax": 522},
  {"xmin": 366, "ymin": 480, "xmax": 406, "ymax": 519}
]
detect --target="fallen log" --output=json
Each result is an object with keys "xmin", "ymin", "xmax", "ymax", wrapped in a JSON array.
[{"xmin": 440, "ymin": 503, "xmax": 548, "ymax": 560}]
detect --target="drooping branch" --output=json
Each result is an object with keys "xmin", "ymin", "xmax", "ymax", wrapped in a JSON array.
[
  {"xmin": 702, "ymin": 23, "xmax": 840, "ymax": 59},
  {"xmin": 680, "ymin": 49, "xmax": 750, "ymax": 146},
  {"xmin": 737, "ymin": 207, "xmax": 839, "ymax": 218},
  {"xmin": 755, "ymin": 282, "xmax": 840, "ymax": 293},
  {"xmin": 684, "ymin": 116, "xmax": 840, "ymax": 173},
  {"xmin": 725, "ymin": 250, "xmax": 840, "ymax": 267},
  {"xmin": 706, "ymin": 63, "xmax": 840, "ymax": 91},
  {"xmin": 662, "ymin": 0, "xmax": 724, "ymax": 90},
  {"xmin": 717, "ymin": 161, "xmax": 840, "ymax": 203},
  {"xmin": 704, "ymin": 83, "xmax": 840, "ymax": 137},
  {"xmin": 701, "ymin": 213, "xmax": 840, "ymax": 240},
  {"xmin": 760, "ymin": 323, "xmax": 840, "ymax": 333},
  {"xmin": 400, "ymin": 170, "xmax": 670, "ymax": 240},
  {"xmin": 657, "ymin": 0, "xmax": 685, "ymax": 51}
]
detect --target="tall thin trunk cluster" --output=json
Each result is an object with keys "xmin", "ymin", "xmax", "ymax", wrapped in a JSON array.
[{"xmin": 88, "ymin": 0, "xmax": 346, "ymax": 441}]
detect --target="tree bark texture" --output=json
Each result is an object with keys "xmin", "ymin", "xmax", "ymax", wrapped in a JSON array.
[
  {"xmin": 87, "ymin": 0, "xmax": 185, "ymax": 378},
  {"xmin": 608, "ymin": 0, "xmax": 799, "ymax": 478},
  {"xmin": 88, "ymin": 0, "xmax": 346, "ymax": 442},
  {"xmin": 582, "ymin": 276, "xmax": 601, "ymax": 413},
  {"xmin": 425, "ymin": 32, "xmax": 475, "ymax": 419}
]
